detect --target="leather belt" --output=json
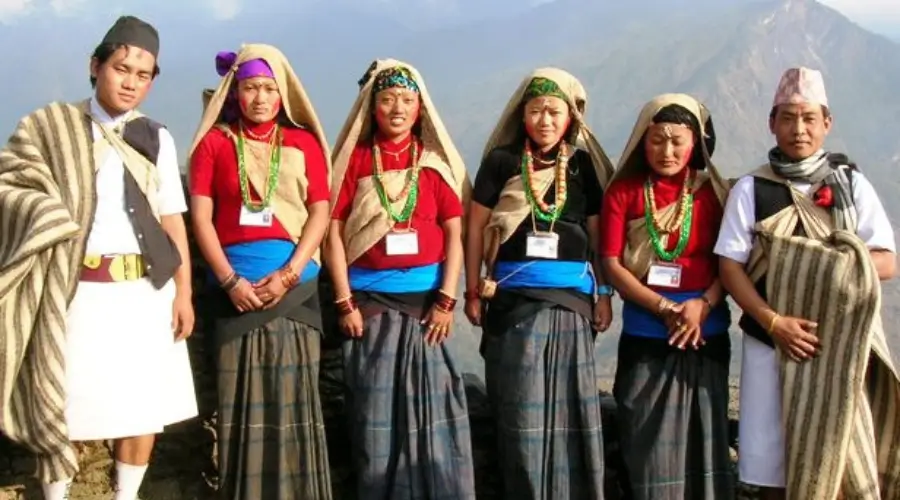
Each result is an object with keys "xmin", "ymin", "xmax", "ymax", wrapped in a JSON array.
[{"xmin": 80, "ymin": 254, "xmax": 146, "ymax": 282}]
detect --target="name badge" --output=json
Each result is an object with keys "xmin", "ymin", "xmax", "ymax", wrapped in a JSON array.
[
  {"xmin": 647, "ymin": 262, "xmax": 682, "ymax": 288},
  {"xmin": 526, "ymin": 231, "xmax": 559, "ymax": 259},
  {"xmin": 385, "ymin": 230, "xmax": 419, "ymax": 256},
  {"xmin": 239, "ymin": 205, "xmax": 274, "ymax": 227}
]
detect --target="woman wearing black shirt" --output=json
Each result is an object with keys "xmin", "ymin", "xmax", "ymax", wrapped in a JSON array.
[{"xmin": 464, "ymin": 68, "xmax": 615, "ymax": 499}]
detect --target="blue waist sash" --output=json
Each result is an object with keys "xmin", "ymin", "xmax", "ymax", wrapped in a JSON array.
[
  {"xmin": 622, "ymin": 290, "xmax": 730, "ymax": 340},
  {"xmin": 217, "ymin": 239, "xmax": 319, "ymax": 284},
  {"xmin": 494, "ymin": 260, "xmax": 594, "ymax": 295},
  {"xmin": 349, "ymin": 263, "xmax": 442, "ymax": 293}
]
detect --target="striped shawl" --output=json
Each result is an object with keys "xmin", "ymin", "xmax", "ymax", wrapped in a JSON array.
[
  {"xmin": 0, "ymin": 102, "xmax": 96, "ymax": 481},
  {"xmin": 760, "ymin": 229, "xmax": 900, "ymax": 499}
]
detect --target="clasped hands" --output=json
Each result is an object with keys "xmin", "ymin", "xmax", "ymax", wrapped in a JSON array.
[
  {"xmin": 227, "ymin": 268, "xmax": 297, "ymax": 312},
  {"xmin": 658, "ymin": 297, "xmax": 709, "ymax": 350}
]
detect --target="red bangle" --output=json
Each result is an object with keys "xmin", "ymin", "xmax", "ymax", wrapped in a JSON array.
[
  {"xmin": 464, "ymin": 290, "xmax": 480, "ymax": 301},
  {"xmin": 435, "ymin": 290, "xmax": 457, "ymax": 312},
  {"xmin": 335, "ymin": 296, "xmax": 357, "ymax": 316}
]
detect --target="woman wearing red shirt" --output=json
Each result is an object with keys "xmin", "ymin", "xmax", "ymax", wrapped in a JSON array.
[
  {"xmin": 188, "ymin": 44, "xmax": 332, "ymax": 499},
  {"xmin": 600, "ymin": 94, "xmax": 733, "ymax": 499},
  {"xmin": 325, "ymin": 59, "xmax": 474, "ymax": 499}
]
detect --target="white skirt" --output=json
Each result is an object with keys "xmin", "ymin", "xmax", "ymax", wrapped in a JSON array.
[
  {"xmin": 64, "ymin": 278, "xmax": 198, "ymax": 440},
  {"xmin": 738, "ymin": 334, "xmax": 786, "ymax": 487}
]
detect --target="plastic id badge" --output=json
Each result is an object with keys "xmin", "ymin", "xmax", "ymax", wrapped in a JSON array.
[
  {"xmin": 385, "ymin": 229, "xmax": 419, "ymax": 256},
  {"xmin": 239, "ymin": 205, "xmax": 274, "ymax": 227},
  {"xmin": 526, "ymin": 231, "xmax": 559, "ymax": 259},
  {"xmin": 647, "ymin": 262, "xmax": 682, "ymax": 288}
]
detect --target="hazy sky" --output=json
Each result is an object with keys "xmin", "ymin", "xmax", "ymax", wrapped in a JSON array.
[
  {"xmin": 0, "ymin": 0, "xmax": 898, "ymax": 35},
  {"xmin": 820, "ymin": 0, "xmax": 900, "ymax": 28}
]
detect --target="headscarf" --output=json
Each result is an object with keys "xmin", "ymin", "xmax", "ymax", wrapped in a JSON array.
[
  {"xmin": 189, "ymin": 43, "xmax": 331, "ymax": 178},
  {"xmin": 481, "ymin": 67, "xmax": 614, "ymax": 188},
  {"xmin": 202, "ymin": 51, "xmax": 276, "ymax": 123},
  {"xmin": 215, "ymin": 51, "xmax": 274, "ymax": 81},
  {"xmin": 331, "ymin": 58, "xmax": 468, "ymax": 207},
  {"xmin": 330, "ymin": 58, "xmax": 470, "ymax": 264},
  {"xmin": 612, "ymin": 93, "xmax": 728, "ymax": 203}
]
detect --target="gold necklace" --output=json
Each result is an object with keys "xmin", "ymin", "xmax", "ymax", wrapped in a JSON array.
[{"xmin": 380, "ymin": 141, "xmax": 412, "ymax": 159}]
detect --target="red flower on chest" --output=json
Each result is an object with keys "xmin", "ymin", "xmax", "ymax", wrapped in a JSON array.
[{"xmin": 813, "ymin": 185, "xmax": 834, "ymax": 208}]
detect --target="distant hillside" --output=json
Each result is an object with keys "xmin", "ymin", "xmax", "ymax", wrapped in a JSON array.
[
  {"xmin": 431, "ymin": 0, "xmax": 900, "ymax": 218},
  {"xmin": 0, "ymin": 0, "xmax": 897, "ymax": 371}
]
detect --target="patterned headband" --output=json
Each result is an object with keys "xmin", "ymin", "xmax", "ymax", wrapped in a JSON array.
[
  {"xmin": 372, "ymin": 66, "xmax": 420, "ymax": 95},
  {"xmin": 523, "ymin": 77, "xmax": 566, "ymax": 102}
]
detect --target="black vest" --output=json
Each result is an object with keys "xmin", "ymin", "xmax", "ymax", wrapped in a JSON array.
[
  {"xmin": 117, "ymin": 117, "xmax": 182, "ymax": 289},
  {"xmin": 738, "ymin": 177, "xmax": 806, "ymax": 348}
]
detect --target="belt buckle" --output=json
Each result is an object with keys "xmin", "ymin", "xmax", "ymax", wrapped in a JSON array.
[{"xmin": 109, "ymin": 255, "xmax": 126, "ymax": 282}]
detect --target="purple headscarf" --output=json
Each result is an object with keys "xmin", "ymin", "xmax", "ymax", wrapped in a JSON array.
[
  {"xmin": 215, "ymin": 51, "xmax": 274, "ymax": 81},
  {"xmin": 214, "ymin": 51, "xmax": 276, "ymax": 123}
]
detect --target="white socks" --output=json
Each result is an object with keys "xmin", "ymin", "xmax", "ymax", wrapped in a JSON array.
[
  {"xmin": 113, "ymin": 461, "xmax": 148, "ymax": 500},
  {"xmin": 41, "ymin": 478, "xmax": 72, "ymax": 500},
  {"xmin": 41, "ymin": 461, "xmax": 147, "ymax": 500}
]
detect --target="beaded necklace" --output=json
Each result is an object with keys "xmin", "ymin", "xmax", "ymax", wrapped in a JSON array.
[
  {"xmin": 237, "ymin": 122, "xmax": 281, "ymax": 213},
  {"xmin": 373, "ymin": 139, "xmax": 421, "ymax": 223},
  {"xmin": 521, "ymin": 140, "xmax": 569, "ymax": 223},
  {"xmin": 643, "ymin": 170, "xmax": 694, "ymax": 261},
  {"xmin": 242, "ymin": 122, "xmax": 277, "ymax": 142}
]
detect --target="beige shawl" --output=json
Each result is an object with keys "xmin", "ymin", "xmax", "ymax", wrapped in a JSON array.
[
  {"xmin": 330, "ymin": 58, "xmax": 470, "ymax": 264},
  {"xmin": 744, "ymin": 164, "xmax": 834, "ymax": 282},
  {"xmin": 189, "ymin": 43, "xmax": 331, "ymax": 263},
  {"xmin": 0, "ymin": 102, "xmax": 97, "ymax": 482},
  {"xmin": 480, "ymin": 67, "xmax": 615, "ymax": 266},
  {"xmin": 611, "ymin": 93, "xmax": 727, "ymax": 278},
  {"xmin": 744, "ymin": 167, "xmax": 900, "ymax": 498}
]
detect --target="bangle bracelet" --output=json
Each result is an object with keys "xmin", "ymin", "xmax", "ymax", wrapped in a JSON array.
[
  {"xmin": 596, "ymin": 285, "xmax": 614, "ymax": 296},
  {"xmin": 221, "ymin": 273, "xmax": 240, "ymax": 292},
  {"xmin": 464, "ymin": 290, "xmax": 480, "ymax": 301},
  {"xmin": 279, "ymin": 267, "xmax": 298, "ymax": 288},
  {"xmin": 657, "ymin": 297, "xmax": 673, "ymax": 315},
  {"xmin": 435, "ymin": 290, "xmax": 458, "ymax": 312},
  {"xmin": 767, "ymin": 312, "xmax": 780, "ymax": 334},
  {"xmin": 336, "ymin": 297, "xmax": 357, "ymax": 316},
  {"xmin": 700, "ymin": 295, "xmax": 713, "ymax": 309}
]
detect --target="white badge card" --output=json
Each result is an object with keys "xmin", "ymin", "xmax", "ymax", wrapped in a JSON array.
[
  {"xmin": 239, "ymin": 205, "xmax": 274, "ymax": 227},
  {"xmin": 385, "ymin": 230, "xmax": 419, "ymax": 256},
  {"xmin": 647, "ymin": 262, "xmax": 683, "ymax": 288},
  {"xmin": 526, "ymin": 231, "xmax": 559, "ymax": 259}
]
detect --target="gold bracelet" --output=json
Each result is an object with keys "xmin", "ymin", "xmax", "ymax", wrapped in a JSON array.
[
  {"xmin": 767, "ymin": 312, "xmax": 780, "ymax": 334},
  {"xmin": 657, "ymin": 297, "xmax": 673, "ymax": 315}
]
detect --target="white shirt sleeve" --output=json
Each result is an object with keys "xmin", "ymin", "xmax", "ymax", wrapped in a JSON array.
[
  {"xmin": 156, "ymin": 127, "xmax": 188, "ymax": 216},
  {"xmin": 714, "ymin": 175, "xmax": 756, "ymax": 264},
  {"xmin": 851, "ymin": 171, "xmax": 896, "ymax": 252}
]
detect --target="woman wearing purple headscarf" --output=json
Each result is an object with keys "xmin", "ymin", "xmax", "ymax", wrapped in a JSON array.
[{"xmin": 189, "ymin": 44, "xmax": 333, "ymax": 499}]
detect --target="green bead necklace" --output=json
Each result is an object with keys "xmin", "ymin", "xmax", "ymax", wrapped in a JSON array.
[
  {"xmin": 236, "ymin": 123, "xmax": 281, "ymax": 213},
  {"xmin": 521, "ymin": 140, "xmax": 569, "ymax": 223},
  {"xmin": 373, "ymin": 140, "xmax": 421, "ymax": 223},
  {"xmin": 643, "ymin": 175, "xmax": 694, "ymax": 261}
]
